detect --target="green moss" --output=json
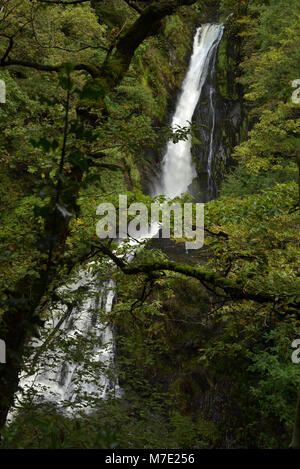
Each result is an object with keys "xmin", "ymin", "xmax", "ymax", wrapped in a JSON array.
[{"xmin": 92, "ymin": 0, "xmax": 137, "ymax": 29}]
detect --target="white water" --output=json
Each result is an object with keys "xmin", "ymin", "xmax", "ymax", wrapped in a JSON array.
[
  {"xmin": 153, "ymin": 23, "xmax": 224, "ymax": 199},
  {"xmin": 8, "ymin": 268, "xmax": 120, "ymax": 419},
  {"xmin": 9, "ymin": 24, "xmax": 224, "ymax": 419}
]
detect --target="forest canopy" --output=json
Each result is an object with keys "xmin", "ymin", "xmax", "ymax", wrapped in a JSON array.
[{"xmin": 0, "ymin": 0, "xmax": 299, "ymax": 450}]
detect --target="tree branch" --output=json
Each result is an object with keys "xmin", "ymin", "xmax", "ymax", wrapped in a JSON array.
[
  {"xmin": 101, "ymin": 0, "xmax": 198, "ymax": 88},
  {"xmin": 58, "ymin": 0, "xmax": 142, "ymax": 13},
  {"xmin": 0, "ymin": 35, "xmax": 14, "ymax": 65},
  {"xmin": 37, "ymin": 0, "xmax": 91, "ymax": 4},
  {"xmin": 0, "ymin": 0, "xmax": 198, "ymax": 88},
  {"xmin": 123, "ymin": 0, "xmax": 144, "ymax": 13},
  {"xmin": 96, "ymin": 243, "xmax": 299, "ymax": 310},
  {"xmin": 117, "ymin": 0, "xmax": 197, "ymax": 58},
  {"xmin": 0, "ymin": 59, "xmax": 100, "ymax": 77}
]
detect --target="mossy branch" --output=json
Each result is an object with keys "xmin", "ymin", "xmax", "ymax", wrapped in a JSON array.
[
  {"xmin": 101, "ymin": 0, "xmax": 198, "ymax": 87},
  {"xmin": 0, "ymin": 60, "xmax": 101, "ymax": 78},
  {"xmin": 0, "ymin": 0, "xmax": 198, "ymax": 88},
  {"xmin": 97, "ymin": 243, "xmax": 299, "ymax": 310}
]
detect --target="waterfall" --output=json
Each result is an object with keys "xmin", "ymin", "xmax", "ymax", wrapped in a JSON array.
[
  {"xmin": 8, "ymin": 268, "xmax": 120, "ymax": 420},
  {"xmin": 153, "ymin": 23, "xmax": 224, "ymax": 199},
  {"xmin": 9, "ymin": 24, "xmax": 224, "ymax": 419}
]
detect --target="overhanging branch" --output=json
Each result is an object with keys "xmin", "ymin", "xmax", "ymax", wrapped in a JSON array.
[
  {"xmin": 123, "ymin": 0, "xmax": 144, "ymax": 13},
  {"xmin": 37, "ymin": 0, "xmax": 91, "ymax": 4},
  {"xmin": 96, "ymin": 243, "xmax": 299, "ymax": 310},
  {"xmin": 0, "ymin": 0, "xmax": 198, "ymax": 87},
  {"xmin": 0, "ymin": 59, "xmax": 101, "ymax": 77},
  {"xmin": 101, "ymin": 0, "xmax": 198, "ymax": 88}
]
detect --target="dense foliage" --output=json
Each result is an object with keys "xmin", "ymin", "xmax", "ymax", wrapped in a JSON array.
[{"xmin": 0, "ymin": 0, "xmax": 299, "ymax": 449}]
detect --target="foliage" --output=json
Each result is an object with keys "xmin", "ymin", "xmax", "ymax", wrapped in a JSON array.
[
  {"xmin": 220, "ymin": 163, "xmax": 297, "ymax": 197},
  {"xmin": 0, "ymin": 0, "xmax": 300, "ymax": 451}
]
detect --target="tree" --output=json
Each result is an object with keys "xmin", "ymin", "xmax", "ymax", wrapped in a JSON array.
[
  {"xmin": 0, "ymin": 0, "xmax": 200, "ymax": 430},
  {"xmin": 0, "ymin": 0, "xmax": 299, "ymax": 449}
]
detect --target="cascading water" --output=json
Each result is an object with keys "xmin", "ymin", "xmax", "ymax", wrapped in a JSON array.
[
  {"xmin": 8, "ymin": 268, "xmax": 120, "ymax": 419},
  {"xmin": 153, "ymin": 23, "xmax": 224, "ymax": 199},
  {"xmin": 9, "ymin": 24, "xmax": 224, "ymax": 418}
]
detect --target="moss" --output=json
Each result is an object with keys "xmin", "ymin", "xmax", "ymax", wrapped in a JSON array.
[
  {"xmin": 124, "ymin": 153, "xmax": 142, "ymax": 189},
  {"xmin": 92, "ymin": 0, "xmax": 137, "ymax": 29}
]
